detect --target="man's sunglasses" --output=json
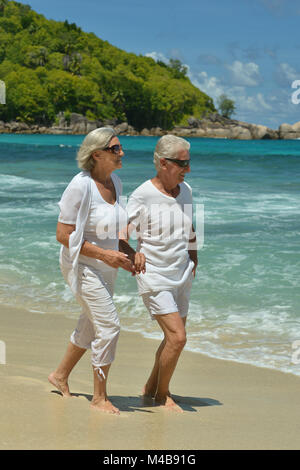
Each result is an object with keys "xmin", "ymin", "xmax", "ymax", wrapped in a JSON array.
[
  {"xmin": 164, "ymin": 157, "xmax": 190, "ymax": 168},
  {"xmin": 104, "ymin": 144, "xmax": 123, "ymax": 155}
]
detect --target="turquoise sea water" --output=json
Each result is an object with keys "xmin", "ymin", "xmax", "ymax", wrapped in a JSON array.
[{"xmin": 0, "ymin": 134, "xmax": 300, "ymax": 376}]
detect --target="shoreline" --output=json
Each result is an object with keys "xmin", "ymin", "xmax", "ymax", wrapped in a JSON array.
[
  {"xmin": 1, "ymin": 304, "xmax": 300, "ymax": 450},
  {"xmin": 1, "ymin": 114, "xmax": 300, "ymax": 140},
  {"xmin": 1, "ymin": 297, "xmax": 299, "ymax": 381}
]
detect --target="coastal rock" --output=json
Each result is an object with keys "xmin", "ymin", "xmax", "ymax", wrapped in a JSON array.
[
  {"xmin": 229, "ymin": 126, "xmax": 252, "ymax": 140},
  {"xmin": 292, "ymin": 121, "xmax": 300, "ymax": 133},
  {"xmin": 49, "ymin": 126, "xmax": 72, "ymax": 134},
  {"xmin": 140, "ymin": 128, "xmax": 151, "ymax": 136},
  {"xmin": 70, "ymin": 113, "xmax": 86, "ymax": 134},
  {"xmin": 126, "ymin": 125, "xmax": 139, "ymax": 136},
  {"xmin": 57, "ymin": 111, "xmax": 67, "ymax": 128},
  {"xmin": 150, "ymin": 127, "xmax": 164, "ymax": 136},
  {"xmin": 279, "ymin": 122, "xmax": 300, "ymax": 139},
  {"xmin": 86, "ymin": 120, "xmax": 98, "ymax": 133},
  {"xmin": 104, "ymin": 118, "xmax": 118, "ymax": 127},
  {"xmin": 280, "ymin": 132, "xmax": 300, "ymax": 140},
  {"xmin": 193, "ymin": 128, "xmax": 207, "ymax": 137},
  {"xmin": 171, "ymin": 127, "xmax": 195, "ymax": 137},
  {"xmin": 4, "ymin": 121, "xmax": 30, "ymax": 132},
  {"xmin": 0, "ymin": 113, "xmax": 288, "ymax": 140},
  {"xmin": 207, "ymin": 128, "xmax": 232, "ymax": 139},
  {"xmin": 187, "ymin": 117, "xmax": 201, "ymax": 128},
  {"xmin": 249, "ymin": 124, "xmax": 279, "ymax": 140},
  {"xmin": 114, "ymin": 122, "xmax": 129, "ymax": 135},
  {"xmin": 279, "ymin": 123, "xmax": 293, "ymax": 134}
]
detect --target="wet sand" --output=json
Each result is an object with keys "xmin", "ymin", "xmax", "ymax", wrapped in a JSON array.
[{"xmin": 1, "ymin": 305, "xmax": 300, "ymax": 450}]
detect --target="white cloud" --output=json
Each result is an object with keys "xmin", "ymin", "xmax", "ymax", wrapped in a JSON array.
[
  {"xmin": 257, "ymin": 93, "xmax": 273, "ymax": 110},
  {"xmin": 226, "ymin": 61, "xmax": 261, "ymax": 87},
  {"xmin": 189, "ymin": 68, "xmax": 273, "ymax": 117},
  {"xmin": 145, "ymin": 51, "xmax": 169, "ymax": 64},
  {"xmin": 274, "ymin": 63, "xmax": 300, "ymax": 86},
  {"xmin": 188, "ymin": 70, "xmax": 225, "ymax": 103},
  {"xmin": 278, "ymin": 63, "xmax": 298, "ymax": 81}
]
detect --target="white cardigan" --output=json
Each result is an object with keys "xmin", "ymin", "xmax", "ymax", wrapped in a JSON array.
[{"xmin": 58, "ymin": 171, "xmax": 92, "ymax": 294}]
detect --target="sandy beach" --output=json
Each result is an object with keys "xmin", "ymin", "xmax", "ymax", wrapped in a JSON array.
[{"xmin": 0, "ymin": 304, "xmax": 300, "ymax": 450}]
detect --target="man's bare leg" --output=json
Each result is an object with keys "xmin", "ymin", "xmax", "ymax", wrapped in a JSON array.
[
  {"xmin": 48, "ymin": 341, "xmax": 86, "ymax": 397},
  {"xmin": 154, "ymin": 312, "xmax": 186, "ymax": 412},
  {"xmin": 142, "ymin": 317, "xmax": 186, "ymax": 399},
  {"xmin": 90, "ymin": 364, "xmax": 120, "ymax": 415},
  {"xmin": 142, "ymin": 338, "xmax": 166, "ymax": 397}
]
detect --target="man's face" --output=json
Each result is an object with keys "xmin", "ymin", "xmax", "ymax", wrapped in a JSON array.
[{"xmin": 162, "ymin": 149, "xmax": 191, "ymax": 185}]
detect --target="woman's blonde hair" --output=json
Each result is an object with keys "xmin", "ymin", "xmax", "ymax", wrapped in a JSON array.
[
  {"xmin": 153, "ymin": 134, "xmax": 190, "ymax": 170},
  {"xmin": 76, "ymin": 127, "xmax": 117, "ymax": 171}
]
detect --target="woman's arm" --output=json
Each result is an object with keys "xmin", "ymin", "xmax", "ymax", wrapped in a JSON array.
[{"xmin": 56, "ymin": 222, "xmax": 134, "ymax": 272}]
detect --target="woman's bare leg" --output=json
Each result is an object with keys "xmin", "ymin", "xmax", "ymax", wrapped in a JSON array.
[
  {"xmin": 48, "ymin": 341, "xmax": 86, "ymax": 397},
  {"xmin": 90, "ymin": 364, "xmax": 120, "ymax": 415}
]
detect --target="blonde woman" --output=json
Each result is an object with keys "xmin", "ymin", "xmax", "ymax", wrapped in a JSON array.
[{"xmin": 48, "ymin": 128, "xmax": 145, "ymax": 415}]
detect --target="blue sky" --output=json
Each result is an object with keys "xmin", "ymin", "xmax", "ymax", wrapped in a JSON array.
[{"xmin": 17, "ymin": 0, "xmax": 300, "ymax": 129}]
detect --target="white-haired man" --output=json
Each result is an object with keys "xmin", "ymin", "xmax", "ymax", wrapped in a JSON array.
[{"xmin": 121, "ymin": 134, "xmax": 198, "ymax": 412}]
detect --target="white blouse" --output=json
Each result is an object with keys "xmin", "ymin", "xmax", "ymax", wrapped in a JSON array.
[{"xmin": 58, "ymin": 171, "xmax": 127, "ymax": 293}]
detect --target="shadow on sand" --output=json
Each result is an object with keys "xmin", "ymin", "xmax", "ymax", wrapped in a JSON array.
[{"xmin": 50, "ymin": 390, "xmax": 222, "ymax": 413}]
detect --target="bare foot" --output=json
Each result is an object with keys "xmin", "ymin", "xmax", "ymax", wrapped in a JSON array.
[
  {"xmin": 48, "ymin": 372, "xmax": 72, "ymax": 398},
  {"xmin": 154, "ymin": 395, "xmax": 184, "ymax": 413},
  {"xmin": 90, "ymin": 398, "xmax": 120, "ymax": 415},
  {"xmin": 141, "ymin": 385, "xmax": 155, "ymax": 398},
  {"xmin": 140, "ymin": 387, "xmax": 154, "ymax": 406},
  {"xmin": 142, "ymin": 386, "xmax": 177, "ymax": 401}
]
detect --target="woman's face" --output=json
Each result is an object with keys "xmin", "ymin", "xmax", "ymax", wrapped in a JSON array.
[{"xmin": 93, "ymin": 136, "xmax": 124, "ymax": 172}]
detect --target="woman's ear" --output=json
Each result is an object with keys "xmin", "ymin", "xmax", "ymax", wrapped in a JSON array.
[{"xmin": 91, "ymin": 150, "xmax": 99, "ymax": 162}]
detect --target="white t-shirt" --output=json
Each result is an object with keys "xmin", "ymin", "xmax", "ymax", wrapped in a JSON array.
[
  {"xmin": 58, "ymin": 172, "xmax": 127, "ymax": 273},
  {"xmin": 126, "ymin": 179, "xmax": 195, "ymax": 294}
]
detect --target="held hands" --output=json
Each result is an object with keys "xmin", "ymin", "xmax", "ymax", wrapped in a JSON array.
[
  {"xmin": 100, "ymin": 250, "xmax": 134, "ymax": 273},
  {"xmin": 132, "ymin": 252, "xmax": 146, "ymax": 275},
  {"xmin": 100, "ymin": 249, "xmax": 146, "ymax": 275}
]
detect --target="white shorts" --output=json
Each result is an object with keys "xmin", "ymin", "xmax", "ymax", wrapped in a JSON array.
[
  {"xmin": 141, "ymin": 274, "xmax": 193, "ymax": 320},
  {"xmin": 61, "ymin": 263, "xmax": 120, "ymax": 380}
]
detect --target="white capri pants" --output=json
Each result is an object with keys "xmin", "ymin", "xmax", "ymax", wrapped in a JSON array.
[{"xmin": 61, "ymin": 263, "xmax": 120, "ymax": 381}]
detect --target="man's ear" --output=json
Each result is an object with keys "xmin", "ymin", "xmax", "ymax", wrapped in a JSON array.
[{"xmin": 160, "ymin": 158, "xmax": 167, "ymax": 169}]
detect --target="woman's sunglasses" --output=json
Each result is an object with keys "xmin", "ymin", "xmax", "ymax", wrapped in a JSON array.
[
  {"xmin": 104, "ymin": 144, "xmax": 123, "ymax": 155},
  {"xmin": 164, "ymin": 157, "xmax": 190, "ymax": 168}
]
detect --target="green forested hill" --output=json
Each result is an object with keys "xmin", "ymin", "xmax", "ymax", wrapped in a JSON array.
[{"xmin": 0, "ymin": 0, "xmax": 215, "ymax": 129}]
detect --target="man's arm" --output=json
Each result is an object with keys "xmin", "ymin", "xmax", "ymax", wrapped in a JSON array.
[
  {"xmin": 119, "ymin": 224, "xmax": 146, "ymax": 274},
  {"xmin": 188, "ymin": 224, "xmax": 198, "ymax": 277}
]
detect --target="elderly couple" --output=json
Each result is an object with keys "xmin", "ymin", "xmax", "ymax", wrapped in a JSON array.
[{"xmin": 48, "ymin": 127, "xmax": 198, "ymax": 414}]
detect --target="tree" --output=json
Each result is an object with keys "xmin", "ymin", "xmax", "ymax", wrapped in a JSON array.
[
  {"xmin": 0, "ymin": 0, "xmax": 8, "ymax": 15},
  {"xmin": 168, "ymin": 58, "xmax": 188, "ymax": 79},
  {"xmin": 0, "ymin": 0, "xmax": 216, "ymax": 128},
  {"xmin": 217, "ymin": 94, "xmax": 236, "ymax": 118}
]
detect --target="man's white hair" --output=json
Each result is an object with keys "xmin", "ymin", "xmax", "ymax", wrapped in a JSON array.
[
  {"xmin": 153, "ymin": 134, "xmax": 190, "ymax": 170},
  {"xmin": 76, "ymin": 127, "xmax": 117, "ymax": 171}
]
